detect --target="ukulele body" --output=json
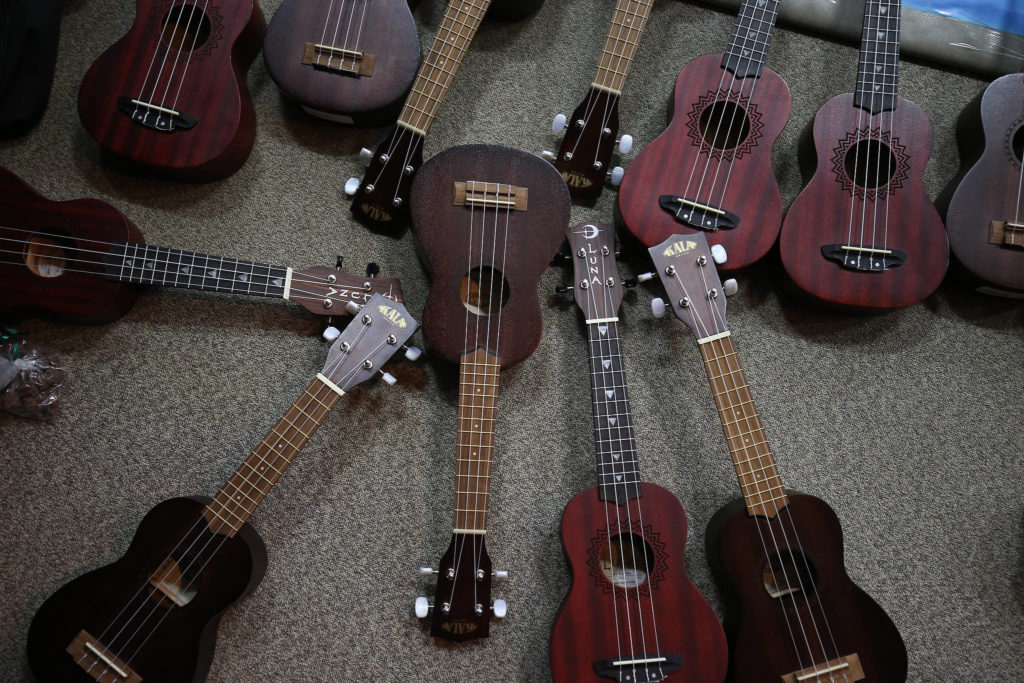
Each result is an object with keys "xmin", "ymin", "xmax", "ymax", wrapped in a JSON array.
[
  {"xmin": 946, "ymin": 73, "xmax": 1024, "ymax": 294},
  {"xmin": 27, "ymin": 496, "xmax": 268, "ymax": 683},
  {"xmin": 263, "ymin": 0, "xmax": 419, "ymax": 126},
  {"xmin": 706, "ymin": 492, "xmax": 907, "ymax": 683},
  {"xmin": 486, "ymin": 0, "xmax": 544, "ymax": 22},
  {"xmin": 76, "ymin": 0, "xmax": 266, "ymax": 181},
  {"xmin": 409, "ymin": 144, "xmax": 570, "ymax": 367},
  {"xmin": 0, "ymin": 0, "xmax": 62, "ymax": 138},
  {"xmin": 617, "ymin": 53, "xmax": 791, "ymax": 270},
  {"xmin": 779, "ymin": 93, "xmax": 947, "ymax": 309},
  {"xmin": 0, "ymin": 167, "xmax": 142, "ymax": 324},
  {"xmin": 551, "ymin": 483, "xmax": 728, "ymax": 683}
]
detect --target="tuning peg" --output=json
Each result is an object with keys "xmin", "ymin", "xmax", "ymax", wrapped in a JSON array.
[
  {"xmin": 403, "ymin": 345, "xmax": 422, "ymax": 361},
  {"xmin": 493, "ymin": 570, "xmax": 510, "ymax": 580},
  {"xmin": 555, "ymin": 284, "xmax": 574, "ymax": 294},
  {"xmin": 492, "ymin": 599, "xmax": 507, "ymax": 619},
  {"xmin": 379, "ymin": 370, "xmax": 397, "ymax": 385},
  {"xmin": 344, "ymin": 177, "xmax": 361, "ymax": 197},
  {"xmin": 415, "ymin": 596, "xmax": 431, "ymax": 618},
  {"xmin": 552, "ymin": 113, "xmax": 567, "ymax": 133},
  {"xmin": 550, "ymin": 252, "xmax": 570, "ymax": 266},
  {"xmin": 419, "ymin": 566, "xmax": 437, "ymax": 576},
  {"xmin": 617, "ymin": 135, "xmax": 634, "ymax": 154},
  {"xmin": 322, "ymin": 325, "xmax": 341, "ymax": 342},
  {"xmin": 345, "ymin": 301, "xmax": 362, "ymax": 315},
  {"xmin": 622, "ymin": 278, "xmax": 638, "ymax": 288},
  {"xmin": 651, "ymin": 297, "xmax": 666, "ymax": 318},
  {"xmin": 608, "ymin": 166, "xmax": 625, "ymax": 186},
  {"xmin": 723, "ymin": 278, "xmax": 738, "ymax": 296},
  {"xmin": 366, "ymin": 262, "xmax": 380, "ymax": 277},
  {"xmin": 540, "ymin": 150, "xmax": 556, "ymax": 163},
  {"xmin": 358, "ymin": 147, "xmax": 374, "ymax": 165},
  {"xmin": 710, "ymin": 244, "xmax": 728, "ymax": 265}
]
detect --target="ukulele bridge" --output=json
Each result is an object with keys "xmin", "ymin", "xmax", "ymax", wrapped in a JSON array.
[
  {"xmin": 593, "ymin": 653, "xmax": 682, "ymax": 681},
  {"xmin": 781, "ymin": 652, "xmax": 865, "ymax": 683},
  {"xmin": 454, "ymin": 181, "xmax": 528, "ymax": 211},
  {"xmin": 302, "ymin": 42, "xmax": 375, "ymax": 76},
  {"xmin": 117, "ymin": 97, "xmax": 197, "ymax": 132},
  {"xmin": 989, "ymin": 221, "xmax": 1024, "ymax": 248},
  {"xmin": 659, "ymin": 195, "xmax": 739, "ymax": 231},
  {"xmin": 66, "ymin": 629, "xmax": 142, "ymax": 683},
  {"xmin": 822, "ymin": 244, "xmax": 907, "ymax": 272}
]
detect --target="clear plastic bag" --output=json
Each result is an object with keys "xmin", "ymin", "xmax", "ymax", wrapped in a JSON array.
[{"xmin": 0, "ymin": 330, "xmax": 65, "ymax": 420}]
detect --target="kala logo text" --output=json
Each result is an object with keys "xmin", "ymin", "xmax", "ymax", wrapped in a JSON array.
[
  {"xmin": 662, "ymin": 239, "xmax": 698, "ymax": 257},
  {"xmin": 377, "ymin": 305, "xmax": 408, "ymax": 328}
]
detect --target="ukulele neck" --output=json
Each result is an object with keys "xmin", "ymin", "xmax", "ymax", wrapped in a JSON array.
[
  {"xmin": 722, "ymin": 0, "xmax": 782, "ymax": 78},
  {"xmin": 397, "ymin": 0, "xmax": 492, "ymax": 136},
  {"xmin": 591, "ymin": 0, "xmax": 656, "ymax": 95},
  {"xmin": 584, "ymin": 318, "xmax": 642, "ymax": 502},
  {"xmin": 203, "ymin": 374, "xmax": 344, "ymax": 536},
  {"xmin": 854, "ymin": 0, "xmax": 901, "ymax": 114},
  {"xmin": 106, "ymin": 243, "xmax": 290, "ymax": 299},
  {"xmin": 698, "ymin": 332, "xmax": 788, "ymax": 518},
  {"xmin": 453, "ymin": 348, "xmax": 501, "ymax": 534}
]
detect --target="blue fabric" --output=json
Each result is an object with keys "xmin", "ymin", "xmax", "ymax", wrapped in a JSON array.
[{"xmin": 905, "ymin": 0, "xmax": 1024, "ymax": 37}]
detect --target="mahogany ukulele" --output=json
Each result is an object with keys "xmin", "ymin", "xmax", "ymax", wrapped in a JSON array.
[
  {"xmin": 648, "ymin": 232, "xmax": 907, "ymax": 683},
  {"xmin": 76, "ymin": 0, "xmax": 266, "ymax": 181},
  {"xmin": 408, "ymin": 144, "xmax": 570, "ymax": 640},
  {"xmin": 263, "ymin": 0, "xmax": 420, "ymax": 126},
  {"xmin": 542, "ymin": 0, "xmax": 653, "ymax": 202},
  {"xmin": 0, "ymin": 0, "xmax": 62, "ymax": 138},
  {"xmin": 778, "ymin": 0, "xmax": 947, "ymax": 309},
  {"xmin": 26, "ymin": 295, "xmax": 420, "ymax": 682},
  {"xmin": 617, "ymin": 0, "xmax": 790, "ymax": 271},
  {"xmin": 549, "ymin": 222, "xmax": 728, "ymax": 683},
  {"xmin": 944, "ymin": 72, "xmax": 1024, "ymax": 295},
  {"xmin": 0, "ymin": 167, "xmax": 403, "ymax": 324}
]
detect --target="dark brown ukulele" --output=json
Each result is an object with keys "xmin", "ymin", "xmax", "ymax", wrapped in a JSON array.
[
  {"xmin": 408, "ymin": 144, "xmax": 570, "ymax": 641},
  {"xmin": 0, "ymin": 166, "xmax": 403, "ymax": 324},
  {"xmin": 648, "ymin": 232, "xmax": 907, "ymax": 683},
  {"xmin": 617, "ymin": 0, "xmax": 790, "ymax": 271},
  {"xmin": 0, "ymin": 0, "xmax": 62, "ymax": 138},
  {"xmin": 26, "ymin": 294, "xmax": 419, "ymax": 682},
  {"xmin": 76, "ymin": 0, "xmax": 266, "ymax": 181},
  {"xmin": 542, "ymin": 0, "xmax": 654, "ymax": 201},
  {"xmin": 263, "ymin": 0, "xmax": 420, "ymax": 126},
  {"xmin": 549, "ymin": 222, "xmax": 728, "ymax": 683},
  {"xmin": 944, "ymin": 72, "xmax": 1024, "ymax": 296},
  {"xmin": 778, "ymin": 0, "xmax": 947, "ymax": 309}
]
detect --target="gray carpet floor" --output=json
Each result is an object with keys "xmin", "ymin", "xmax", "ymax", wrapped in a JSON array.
[{"xmin": 1, "ymin": 0, "xmax": 1022, "ymax": 681}]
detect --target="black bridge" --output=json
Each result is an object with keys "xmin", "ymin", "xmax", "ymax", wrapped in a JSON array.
[
  {"xmin": 594, "ymin": 653, "xmax": 683, "ymax": 681},
  {"xmin": 118, "ymin": 97, "xmax": 197, "ymax": 132},
  {"xmin": 659, "ymin": 195, "xmax": 739, "ymax": 231},
  {"xmin": 822, "ymin": 243, "xmax": 907, "ymax": 272}
]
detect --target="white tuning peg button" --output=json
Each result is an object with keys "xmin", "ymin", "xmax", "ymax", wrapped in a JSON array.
[
  {"xmin": 404, "ymin": 345, "xmax": 422, "ymax": 361},
  {"xmin": 492, "ymin": 599, "xmax": 507, "ymax": 619},
  {"xmin": 723, "ymin": 278, "xmax": 739, "ymax": 296},
  {"xmin": 380, "ymin": 371, "xmax": 397, "ymax": 386},
  {"xmin": 345, "ymin": 301, "xmax": 362, "ymax": 315},
  {"xmin": 636, "ymin": 272, "xmax": 654, "ymax": 283},
  {"xmin": 617, "ymin": 134, "xmax": 634, "ymax": 154},
  {"xmin": 344, "ymin": 177, "xmax": 361, "ymax": 197},
  {"xmin": 651, "ymin": 297, "xmax": 666, "ymax": 318},
  {"xmin": 418, "ymin": 567, "xmax": 436, "ymax": 576},
  {"xmin": 493, "ymin": 570, "xmax": 509, "ymax": 580},
  {"xmin": 552, "ymin": 113, "xmax": 567, "ymax": 133},
  {"xmin": 609, "ymin": 166, "xmax": 625, "ymax": 186},
  {"xmin": 322, "ymin": 326, "xmax": 341, "ymax": 342},
  {"xmin": 415, "ymin": 597, "xmax": 430, "ymax": 618},
  {"xmin": 540, "ymin": 150, "xmax": 556, "ymax": 163},
  {"xmin": 358, "ymin": 147, "xmax": 374, "ymax": 164},
  {"xmin": 710, "ymin": 244, "xmax": 728, "ymax": 265}
]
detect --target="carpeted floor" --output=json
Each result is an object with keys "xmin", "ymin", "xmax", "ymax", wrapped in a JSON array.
[{"xmin": 1, "ymin": 0, "xmax": 1022, "ymax": 681}]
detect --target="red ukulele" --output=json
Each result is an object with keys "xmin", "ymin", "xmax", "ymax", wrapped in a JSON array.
[
  {"xmin": 77, "ymin": 0, "xmax": 266, "ymax": 181},
  {"xmin": 617, "ymin": 0, "xmax": 790, "ymax": 271},
  {"xmin": 779, "ymin": 0, "xmax": 947, "ymax": 309},
  {"xmin": 648, "ymin": 232, "xmax": 907, "ymax": 683},
  {"xmin": 549, "ymin": 222, "xmax": 728, "ymax": 683}
]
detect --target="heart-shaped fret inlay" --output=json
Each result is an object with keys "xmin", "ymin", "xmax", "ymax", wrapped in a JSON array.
[
  {"xmin": 180, "ymin": 266, "xmax": 190, "ymax": 274},
  {"xmin": 598, "ymin": 325, "xmax": 608, "ymax": 336},
  {"xmin": 602, "ymin": 359, "xmax": 612, "ymax": 369},
  {"xmin": 877, "ymin": 31, "xmax": 886, "ymax": 39},
  {"xmin": 875, "ymin": 65, "xmax": 883, "ymax": 72},
  {"xmin": 879, "ymin": 6, "xmax": 888, "ymax": 14},
  {"xmin": 238, "ymin": 274, "xmax": 248, "ymax": 282},
  {"xmin": 125, "ymin": 259, "xmax": 134, "ymax": 267},
  {"xmin": 605, "ymin": 389, "xmax": 615, "ymax": 399},
  {"xmin": 615, "ymin": 474, "xmax": 622, "ymax": 482},
  {"xmin": 608, "ymin": 417, "xmax": 617, "ymax": 425},
  {"xmin": 272, "ymin": 278, "xmax": 283, "ymax": 287},
  {"xmin": 611, "ymin": 452, "xmax": 620, "ymax": 460},
  {"xmin": 208, "ymin": 269, "xmax": 218, "ymax": 278}
]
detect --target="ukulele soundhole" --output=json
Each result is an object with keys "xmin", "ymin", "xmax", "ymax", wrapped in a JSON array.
[
  {"xmin": 600, "ymin": 533, "xmax": 656, "ymax": 589},
  {"xmin": 460, "ymin": 267, "xmax": 510, "ymax": 316},
  {"xmin": 686, "ymin": 90, "xmax": 764, "ymax": 161},
  {"xmin": 24, "ymin": 235, "xmax": 68, "ymax": 278},
  {"xmin": 160, "ymin": 5, "xmax": 213, "ymax": 52},
  {"xmin": 844, "ymin": 139, "xmax": 898, "ymax": 190},
  {"xmin": 699, "ymin": 100, "xmax": 751, "ymax": 151},
  {"xmin": 762, "ymin": 550, "xmax": 817, "ymax": 602},
  {"xmin": 1010, "ymin": 124, "xmax": 1024, "ymax": 166},
  {"xmin": 147, "ymin": 555, "xmax": 199, "ymax": 608}
]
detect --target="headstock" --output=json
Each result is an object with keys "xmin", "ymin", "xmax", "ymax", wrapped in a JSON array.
[
  {"xmin": 418, "ymin": 534, "xmax": 505, "ymax": 641},
  {"xmin": 647, "ymin": 234, "xmax": 732, "ymax": 341},
  {"xmin": 346, "ymin": 127, "xmax": 425, "ymax": 232},
  {"xmin": 289, "ymin": 265, "xmax": 403, "ymax": 317},
  {"xmin": 319, "ymin": 294, "xmax": 419, "ymax": 391},
  {"xmin": 546, "ymin": 88, "xmax": 631, "ymax": 201},
  {"xmin": 565, "ymin": 222, "xmax": 624, "ymax": 319}
]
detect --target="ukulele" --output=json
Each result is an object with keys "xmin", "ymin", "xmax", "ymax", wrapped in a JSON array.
[
  {"xmin": 778, "ymin": 0, "xmax": 947, "ymax": 309},
  {"xmin": 76, "ymin": 0, "xmax": 266, "ymax": 181},
  {"xmin": 648, "ymin": 232, "xmax": 907, "ymax": 683},
  {"xmin": 26, "ymin": 294, "xmax": 420, "ymax": 682},
  {"xmin": 0, "ymin": 0, "xmax": 62, "ymax": 138},
  {"xmin": 0, "ymin": 167, "xmax": 403, "ymax": 324},
  {"xmin": 262, "ymin": 0, "xmax": 420, "ymax": 126},
  {"xmin": 542, "ymin": 0, "xmax": 654, "ymax": 201},
  {"xmin": 944, "ymin": 72, "xmax": 1024, "ymax": 295},
  {"xmin": 617, "ymin": 0, "xmax": 790, "ymax": 271},
  {"xmin": 549, "ymin": 222, "xmax": 728, "ymax": 683},
  {"xmin": 409, "ymin": 144, "xmax": 570, "ymax": 640}
]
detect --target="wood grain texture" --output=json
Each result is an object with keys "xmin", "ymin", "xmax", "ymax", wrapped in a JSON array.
[
  {"xmin": 0, "ymin": 0, "xmax": 62, "ymax": 138},
  {"xmin": 409, "ymin": 144, "xmax": 570, "ymax": 367},
  {"xmin": 263, "ymin": 0, "xmax": 419, "ymax": 125},
  {"xmin": 779, "ymin": 93, "xmax": 948, "ymax": 309},
  {"xmin": 76, "ymin": 0, "xmax": 266, "ymax": 181},
  {"xmin": 617, "ymin": 53, "xmax": 791, "ymax": 271},
  {"xmin": 551, "ymin": 483, "xmax": 728, "ymax": 683},
  {"xmin": 26, "ymin": 496, "xmax": 267, "ymax": 683},
  {"xmin": 706, "ymin": 493, "xmax": 907, "ymax": 683},
  {"xmin": 945, "ymin": 73, "xmax": 1024, "ymax": 293},
  {"xmin": 555, "ymin": 88, "xmax": 620, "ymax": 203}
]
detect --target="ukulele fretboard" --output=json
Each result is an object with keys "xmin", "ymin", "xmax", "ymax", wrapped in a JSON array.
[
  {"xmin": 453, "ymin": 348, "xmax": 501, "ymax": 534},
  {"xmin": 592, "ymin": 0, "xmax": 655, "ymax": 95},
  {"xmin": 855, "ymin": 0, "xmax": 902, "ymax": 113},
  {"xmin": 722, "ymin": 0, "xmax": 782, "ymax": 78}
]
